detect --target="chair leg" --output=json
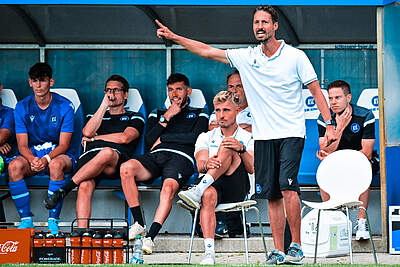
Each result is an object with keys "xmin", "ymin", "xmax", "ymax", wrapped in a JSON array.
[
  {"xmin": 360, "ymin": 207, "xmax": 378, "ymax": 264},
  {"xmin": 345, "ymin": 206, "xmax": 353, "ymax": 264},
  {"xmin": 188, "ymin": 208, "xmax": 199, "ymax": 264},
  {"xmin": 313, "ymin": 209, "xmax": 321, "ymax": 264},
  {"xmin": 249, "ymin": 206, "xmax": 268, "ymax": 259},
  {"xmin": 241, "ymin": 207, "xmax": 249, "ymax": 264}
]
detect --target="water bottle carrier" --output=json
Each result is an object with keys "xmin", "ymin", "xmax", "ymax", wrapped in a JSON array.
[{"xmin": 33, "ymin": 218, "xmax": 131, "ymax": 264}]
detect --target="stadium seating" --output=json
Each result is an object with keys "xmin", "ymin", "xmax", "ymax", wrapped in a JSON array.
[
  {"xmin": 298, "ymin": 89, "xmax": 329, "ymax": 185},
  {"xmin": 0, "ymin": 89, "xmax": 17, "ymax": 109}
]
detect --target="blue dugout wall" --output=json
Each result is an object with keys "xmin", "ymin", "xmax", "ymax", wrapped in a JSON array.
[{"xmin": 0, "ymin": 46, "xmax": 377, "ymax": 114}]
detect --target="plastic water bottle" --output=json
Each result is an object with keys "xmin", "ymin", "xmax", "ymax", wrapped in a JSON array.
[{"xmin": 130, "ymin": 235, "xmax": 143, "ymax": 264}]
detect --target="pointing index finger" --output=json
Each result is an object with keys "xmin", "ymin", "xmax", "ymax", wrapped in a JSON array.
[{"xmin": 155, "ymin": 19, "xmax": 164, "ymax": 28}]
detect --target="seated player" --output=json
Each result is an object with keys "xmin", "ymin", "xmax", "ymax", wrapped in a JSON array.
[
  {"xmin": 120, "ymin": 73, "xmax": 208, "ymax": 254},
  {"xmin": 8, "ymin": 62, "xmax": 77, "ymax": 233},
  {"xmin": 44, "ymin": 75, "xmax": 144, "ymax": 228},
  {"xmin": 317, "ymin": 80, "xmax": 377, "ymax": 240},
  {"xmin": 181, "ymin": 91, "xmax": 253, "ymax": 264}
]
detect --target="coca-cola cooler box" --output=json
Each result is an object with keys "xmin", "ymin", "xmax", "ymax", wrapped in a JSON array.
[{"xmin": 0, "ymin": 229, "xmax": 32, "ymax": 263}]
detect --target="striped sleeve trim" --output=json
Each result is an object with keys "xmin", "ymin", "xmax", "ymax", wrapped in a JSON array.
[
  {"xmin": 131, "ymin": 115, "xmax": 145, "ymax": 123},
  {"xmin": 148, "ymin": 113, "xmax": 157, "ymax": 119},
  {"xmin": 364, "ymin": 118, "xmax": 375, "ymax": 128},
  {"xmin": 303, "ymin": 77, "xmax": 318, "ymax": 86},
  {"xmin": 317, "ymin": 119, "xmax": 326, "ymax": 128},
  {"xmin": 199, "ymin": 113, "xmax": 210, "ymax": 119}
]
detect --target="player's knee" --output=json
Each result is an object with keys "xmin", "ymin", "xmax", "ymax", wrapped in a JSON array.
[
  {"xmin": 120, "ymin": 160, "xmax": 138, "ymax": 179},
  {"xmin": 161, "ymin": 183, "xmax": 176, "ymax": 197},
  {"xmin": 217, "ymin": 145, "xmax": 235, "ymax": 157},
  {"xmin": 201, "ymin": 188, "xmax": 217, "ymax": 207},
  {"xmin": 48, "ymin": 157, "xmax": 65, "ymax": 172},
  {"xmin": 99, "ymin": 147, "xmax": 116, "ymax": 159},
  {"xmin": 78, "ymin": 180, "xmax": 95, "ymax": 196},
  {"xmin": 8, "ymin": 158, "xmax": 25, "ymax": 181}
]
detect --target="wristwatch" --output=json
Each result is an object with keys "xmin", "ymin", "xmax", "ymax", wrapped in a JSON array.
[
  {"xmin": 159, "ymin": 115, "xmax": 169, "ymax": 124},
  {"xmin": 238, "ymin": 144, "xmax": 247, "ymax": 154},
  {"xmin": 325, "ymin": 119, "xmax": 335, "ymax": 126}
]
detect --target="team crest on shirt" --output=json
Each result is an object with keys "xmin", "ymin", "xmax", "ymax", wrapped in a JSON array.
[
  {"xmin": 120, "ymin": 116, "xmax": 129, "ymax": 121},
  {"xmin": 186, "ymin": 113, "xmax": 196, "ymax": 119},
  {"xmin": 256, "ymin": 184, "xmax": 262, "ymax": 194},
  {"xmin": 350, "ymin": 123, "xmax": 360, "ymax": 133},
  {"xmin": 251, "ymin": 59, "xmax": 260, "ymax": 69},
  {"xmin": 51, "ymin": 116, "xmax": 57, "ymax": 123},
  {"xmin": 30, "ymin": 115, "xmax": 35, "ymax": 122}
]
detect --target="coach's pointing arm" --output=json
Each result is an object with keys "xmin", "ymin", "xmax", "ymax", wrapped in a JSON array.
[{"xmin": 156, "ymin": 20, "xmax": 229, "ymax": 64}]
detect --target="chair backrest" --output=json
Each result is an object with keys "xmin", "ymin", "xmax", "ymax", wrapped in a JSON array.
[
  {"xmin": 50, "ymin": 88, "xmax": 84, "ymax": 160},
  {"xmin": 298, "ymin": 89, "xmax": 329, "ymax": 185},
  {"xmin": 125, "ymin": 88, "xmax": 147, "ymax": 156},
  {"xmin": 357, "ymin": 88, "xmax": 379, "ymax": 119},
  {"xmin": 316, "ymin": 149, "xmax": 372, "ymax": 201},
  {"xmin": 164, "ymin": 88, "xmax": 207, "ymax": 109},
  {"xmin": 0, "ymin": 89, "xmax": 18, "ymax": 109},
  {"xmin": 302, "ymin": 89, "xmax": 329, "ymax": 119},
  {"xmin": 356, "ymin": 88, "xmax": 380, "ymax": 176}
]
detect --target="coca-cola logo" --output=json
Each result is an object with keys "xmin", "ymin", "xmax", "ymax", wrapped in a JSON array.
[{"xmin": 0, "ymin": 241, "xmax": 20, "ymax": 254}]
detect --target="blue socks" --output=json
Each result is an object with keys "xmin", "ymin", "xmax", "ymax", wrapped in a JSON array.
[
  {"xmin": 48, "ymin": 180, "xmax": 65, "ymax": 219},
  {"xmin": 9, "ymin": 180, "xmax": 33, "ymax": 219}
]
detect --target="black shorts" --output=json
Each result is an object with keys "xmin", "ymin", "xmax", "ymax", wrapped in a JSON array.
[
  {"xmin": 211, "ymin": 162, "xmax": 250, "ymax": 204},
  {"xmin": 254, "ymin": 137, "xmax": 304, "ymax": 200},
  {"xmin": 76, "ymin": 147, "xmax": 129, "ymax": 181},
  {"xmin": 135, "ymin": 151, "xmax": 194, "ymax": 188}
]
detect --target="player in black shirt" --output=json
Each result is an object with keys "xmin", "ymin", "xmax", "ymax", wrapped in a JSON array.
[
  {"xmin": 317, "ymin": 80, "xmax": 376, "ymax": 241},
  {"xmin": 120, "ymin": 73, "xmax": 208, "ymax": 254},
  {"xmin": 44, "ymin": 75, "xmax": 144, "ymax": 228}
]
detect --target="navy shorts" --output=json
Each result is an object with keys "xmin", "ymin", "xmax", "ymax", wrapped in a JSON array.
[
  {"xmin": 135, "ymin": 151, "xmax": 194, "ymax": 188},
  {"xmin": 211, "ymin": 162, "xmax": 250, "ymax": 204},
  {"xmin": 76, "ymin": 147, "xmax": 129, "ymax": 181},
  {"xmin": 254, "ymin": 137, "xmax": 304, "ymax": 200}
]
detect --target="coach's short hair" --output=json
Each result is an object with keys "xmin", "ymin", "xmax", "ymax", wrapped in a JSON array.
[
  {"xmin": 327, "ymin": 80, "xmax": 351, "ymax": 95},
  {"xmin": 253, "ymin": 5, "xmax": 279, "ymax": 23},
  {"xmin": 226, "ymin": 68, "xmax": 240, "ymax": 84},
  {"xmin": 167, "ymin": 73, "xmax": 190, "ymax": 87},
  {"xmin": 105, "ymin": 74, "xmax": 129, "ymax": 92},
  {"xmin": 213, "ymin": 91, "xmax": 240, "ymax": 107}
]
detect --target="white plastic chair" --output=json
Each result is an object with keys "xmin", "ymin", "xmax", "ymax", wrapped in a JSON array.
[
  {"xmin": 164, "ymin": 88, "xmax": 207, "ymax": 109},
  {"xmin": 302, "ymin": 149, "xmax": 378, "ymax": 264},
  {"xmin": 0, "ymin": 88, "xmax": 18, "ymax": 109},
  {"xmin": 178, "ymin": 197, "xmax": 267, "ymax": 264}
]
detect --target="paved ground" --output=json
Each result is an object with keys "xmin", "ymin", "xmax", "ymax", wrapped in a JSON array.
[{"xmin": 143, "ymin": 252, "xmax": 399, "ymax": 265}]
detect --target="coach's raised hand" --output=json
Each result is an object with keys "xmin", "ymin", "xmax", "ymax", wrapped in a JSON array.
[{"xmin": 156, "ymin": 20, "xmax": 178, "ymax": 41}]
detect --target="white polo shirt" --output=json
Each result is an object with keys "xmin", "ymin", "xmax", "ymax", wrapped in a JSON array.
[
  {"xmin": 226, "ymin": 41, "xmax": 318, "ymax": 140},
  {"xmin": 209, "ymin": 107, "xmax": 253, "ymax": 126},
  {"xmin": 195, "ymin": 126, "xmax": 254, "ymax": 157}
]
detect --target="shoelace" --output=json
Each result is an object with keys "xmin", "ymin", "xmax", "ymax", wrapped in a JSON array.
[{"xmin": 354, "ymin": 220, "xmax": 368, "ymax": 231}]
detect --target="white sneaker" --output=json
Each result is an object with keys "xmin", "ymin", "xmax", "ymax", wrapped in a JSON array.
[
  {"xmin": 355, "ymin": 218, "xmax": 370, "ymax": 240},
  {"xmin": 178, "ymin": 187, "xmax": 202, "ymax": 209},
  {"xmin": 142, "ymin": 237, "xmax": 154, "ymax": 254},
  {"xmin": 200, "ymin": 250, "xmax": 215, "ymax": 265},
  {"xmin": 129, "ymin": 222, "xmax": 146, "ymax": 240}
]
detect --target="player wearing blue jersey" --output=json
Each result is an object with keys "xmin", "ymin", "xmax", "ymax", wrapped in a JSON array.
[
  {"xmin": 0, "ymin": 84, "xmax": 17, "ymax": 166},
  {"xmin": 8, "ymin": 63, "xmax": 75, "ymax": 234}
]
